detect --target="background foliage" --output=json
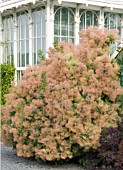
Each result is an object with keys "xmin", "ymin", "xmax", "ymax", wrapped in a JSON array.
[
  {"xmin": 116, "ymin": 48, "xmax": 123, "ymax": 111},
  {"xmin": 116, "ymin": 48, "xmax": 123, "ymax": 85},
  {"xmin": 1, "ymin": 63, "xmax": 15, "ymax": 105}
]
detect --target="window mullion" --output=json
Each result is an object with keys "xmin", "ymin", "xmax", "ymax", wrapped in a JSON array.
[
  {"xmin": 25, "ymin": 20, "xmax": 26, "ymax": 67},
  {"xmin": 41, "ymin": 11, "xmax": 42, "ymax": 51},
  {"xmin": 20, "ymin": 17, "xmax": 22, "ymax": 67},
  {"xmin": 36, "ymin": 15, "xmax": 37, "ymax": 64},
  {"xmin": 85, "ymin": 11, "xmax": 86, "ymax": 29},
  {"xmin": 68, "ymin": 10, "xmax": 69, "ymax": 41}
]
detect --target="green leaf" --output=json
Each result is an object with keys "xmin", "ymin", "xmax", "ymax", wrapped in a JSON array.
[
  {"xmin": 7, "ymin": 119, "xmax": 12, "ymax": 125},
  {"xmin": 10, "ymin": 111, "xmax": 16, "ymax": 117},
  {"xmin": 18, "ymin": 129, "xmax": 23, "ymax": 136}
]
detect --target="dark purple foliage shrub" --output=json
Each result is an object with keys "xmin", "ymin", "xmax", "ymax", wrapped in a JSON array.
[{"xmin": 98, "ymin": 116, "xmax": 123, "ymax": 169}]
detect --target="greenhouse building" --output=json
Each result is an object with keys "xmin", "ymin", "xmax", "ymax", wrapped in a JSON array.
[{"xmin": 0, "ymin": 0, "xmax": 123, "ymax": 81}]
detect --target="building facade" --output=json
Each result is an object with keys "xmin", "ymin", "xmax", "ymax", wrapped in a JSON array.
[{"xmin": 0, "ymin": 0, "xmax": 123, "ymax": 81}]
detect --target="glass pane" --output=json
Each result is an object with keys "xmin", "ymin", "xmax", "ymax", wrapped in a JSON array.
[
  {"xmin": 69, "ymin": 11, "xmax": 74, "ymax": 36},
  {"xmin": 26, "ymin": 22, "xmax": 29, "ymax": 39},
  {"xmin": 61, "ymin": 37, "xmax": 68, "ymax": 42},
  {"xmin": 37, "ymin": 58, "xmax": 40, "ymax": 64},
  {"xmin": 69, "ymin": 24, "xmax": 74, "ymax": 36},
  {"xmin": 21, "ymin": 25, "xmax": 25, "ymax": 39},
  {"xmin": 42, "ymin": 11, "xmax": 46, "ymax": 36},
  {"xmin": 7, "ymin": 45, "xmax": 10, "ymax": 63},
  {"xmin": 34, "ymin": 53, "xmax": 36, "ymax": 65},
  {"xmin": 118, "ymin": 21, "xmax": 121, "ymax": 35},
  {"xmin": 26, "ymin": 40, "xmax": 29, "ymax": 53},
  {"xmin": 33, "ymin": 38, "xmax": 37, "ymax": 64},
  {"xmin": 54, "ymin": 8, "xmax": 60, "ymax": 36},
  {"xmin": 37, "ymin": 38, "xmax": 41, "ymax": 64},
  {"xmin": 54, "ymin": 36, "xmax": 60, "ymax": 42},
  {"xmin": 3, "ymin": 16, "xmax": 14, "ymax": 63},
  {"xmin": 21, "ymin": 54, "xmax": 25, "ymax": 67},
  {"xmin": 32, "ymin": 8, "xmax": 46, "ymax": 61},
  {"xmin": 26, "ymin": 53, "xmax": 29, "ymax": 65},
  {"xmin": 110, "ymin": 14, "xmax": 116, "ymax": 29},
  {"xmin": 105, "ymin": 16, "xmax": 109, "ymax": 28},
  {"xmin": 37, "ymin": 38, "xmax": 41, "ymax": 50},
  {"xmin": 42, "ymin": 36, "xmax": 46, "ymax": 56},
  {"xmin": 80, "ymin": 12, "xmax": 85, "ymax": 30},
  {"xmin": 21, "ymin": 40, "xmax": 25, "ymax": 67},
  {"xmin": 34, "ymin": 20, "xmax": 37, "ymax": 37},
  {"xmin": 69, "ymin": 38, "xmax": 74, "ymax": 44},
  {"xmin": 86, "ymin": 11, "xmax": 92, "ymax": 28},
  {"xmin": 18, "ymin": 41, "xmax": 20, "ymax": 67},
  {"xmin": 10, "ymin": 42, "xmax": 14, "ymax": 62},
  {"xmin": 26, "ymin": 40, "xmax": 29, "ymax": 65},
  {"xmin": 61, "ymin": 8, "xmax": 68, "ymax": 36},
  {"xmin": 37, "ymin": 11, "xmax": 41, "ymax": 37},
  {"xmin": 94, "ymin": 13, "xmax": 98, "ymax": 26},
  {"xmin": 10, "ymin": 28, "xmax": 13, "ymax": 41},
  {"xmin": 17, "ymin": 12, "xmax": 29, "ymax": 67}
]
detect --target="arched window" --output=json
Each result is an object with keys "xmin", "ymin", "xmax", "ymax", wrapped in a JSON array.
[
  {"xmin": 32, "ymin": 7, "xmax": 46, "ymax": 65},
  {"xmin": 104, "ymin": 13, "xmax": 122, "ymax": 35},
  {"xmin": 3, "ymin": 15, "xmax": 14, "ymax": 63},
  {"xmin": 17, "ymin": 12, "xmax": 29, "ymax": 67},
  {"xmin": 54, "ymin": 6, "xmax": 75, "ymax": 43},
  {"xmin": 79, "ymin": 10, "xmax": 99, "ymax": 30}
]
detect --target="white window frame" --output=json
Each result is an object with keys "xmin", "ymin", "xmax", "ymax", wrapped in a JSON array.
[
  {"xmin": 17, "ymin": 11, "xmax": 29, "ymax": 68},
  {"xmin": 3, "ymin": 15, "xmax": 14, "ymax": 64},
  {"xmin": 54, "ymin": 6, "xmax": 75, "ymax": 43},
  {"xmin": 79, "ymin": 10, "xmax": 99, "ymax": 30},
  {"xmin": 32, "ymin": 7, "xmax": 46, "ymax": 65},
  {"xmin": 104, "ymin": 12, "xmax": 122, "ymax": 35}
]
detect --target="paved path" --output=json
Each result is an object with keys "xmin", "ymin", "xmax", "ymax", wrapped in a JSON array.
[{"xmin": 1, "ymin": 143, "xmax": 84, "ymax": 170}]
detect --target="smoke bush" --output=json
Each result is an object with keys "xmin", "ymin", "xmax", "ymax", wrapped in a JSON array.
[{"xmin": 1, "ymin": 27, "xmax": 123, "ymax": 161}]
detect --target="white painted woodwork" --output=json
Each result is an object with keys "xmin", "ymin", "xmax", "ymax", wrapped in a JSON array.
[
  {"xmin": 50, "ymin": 0, "xmax": 54, "ymax": 48},
  {"xmin": 46, "ymin": 0, "xmax": 50, "ymax": 57},
  {"xmin": 13, "ymin": 11, "xmax": 18, "ymax": 84},
  {"xmin": 0, "ymin": 0, "xmax": 123, "ymax": 80},
  {"xmin": 74, "ymin": 4, "xmax": 80, "ymax": 45},
  {"xmin": 28, "ymin": 7, "xmax": 33, "ymax": 66},
  {"xmin": 0, "ymin": 12, "xmax": 3, "ymax": 64}
]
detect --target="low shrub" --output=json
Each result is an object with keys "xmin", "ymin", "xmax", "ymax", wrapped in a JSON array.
[
  {"xmin": 0, "ymin": 63, "xmax": 15, "ymax": 105},
  {"xmin": 1, "ymin": 27, "xmax": 123, "ymax": 161}
]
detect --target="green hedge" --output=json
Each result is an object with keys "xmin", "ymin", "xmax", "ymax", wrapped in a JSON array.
[{"xmin": 1, "ymin": 63, "xmax": 15, "ymax": 105}]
